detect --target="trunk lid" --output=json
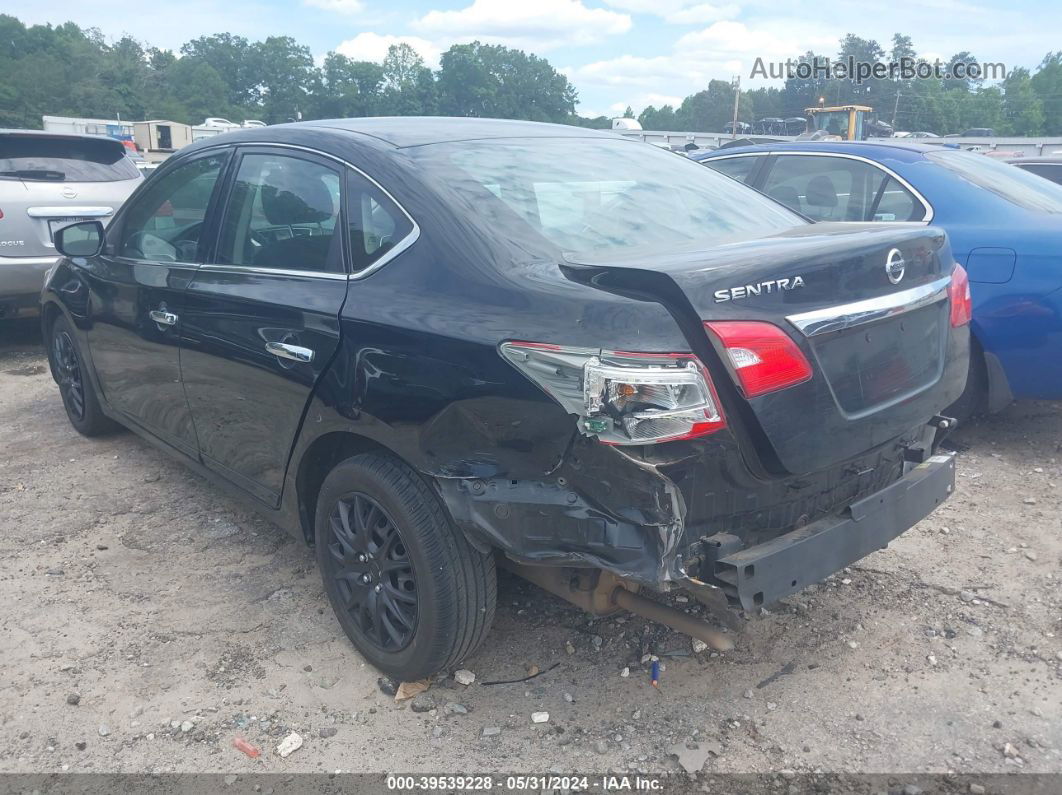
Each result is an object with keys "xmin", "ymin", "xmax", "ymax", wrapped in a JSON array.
[{"xmin": 565, "ymin": 223, "xmax": 958, "ymax": 474}]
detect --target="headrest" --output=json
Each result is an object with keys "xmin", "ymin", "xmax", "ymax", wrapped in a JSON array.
[
  {"xmin": 805, "ymin": 175, "xmax": 838, "ymax": 208},
  {"xmin": 260, "ymin": 167, "xmax": 334, "ymax": 225}
]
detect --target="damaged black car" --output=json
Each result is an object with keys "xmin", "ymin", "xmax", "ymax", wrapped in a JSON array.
[{"xmin": 42, "ymin": 118, "xmax": 970, "ymax": 679}]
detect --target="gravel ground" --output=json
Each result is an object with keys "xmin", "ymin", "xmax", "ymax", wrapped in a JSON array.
[{"xmin": 1, "ymin": 319, "xmax": 1060, "ymax": 781}]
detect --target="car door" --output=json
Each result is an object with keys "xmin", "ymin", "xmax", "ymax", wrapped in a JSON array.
[
  {"xmin": 758, "ymin": 154, "xmax": 929, "ymax": 223},
  {"xmin": 77, "ymin": 150, "xmax": 230, "ymax": 455},
  {"xmin": 177, "ymin": 147, "xmax": 353, "ymax": 506}
]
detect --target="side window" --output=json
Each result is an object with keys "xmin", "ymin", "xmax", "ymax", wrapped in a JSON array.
[
  {"xmin": 217, "ymin": 153, "xmax": 343, "ymax": 273},
  {"xmin": 872, "ymin": 177, "xmax": 926, "ymax": 222},
  {"xmin": 702, "ymin": 156, "xmax": 760, "ymax": 185},
  {"xmin": 762, "ymin": 156, "xmax": 925, "ymax": 222},
  {"xmin": 118, "ymin": 154, "xmax": 225, "ymax": 261},
  {"xmin": 347, "ymin": 170, "xmax": 413, "ymax": 273}
]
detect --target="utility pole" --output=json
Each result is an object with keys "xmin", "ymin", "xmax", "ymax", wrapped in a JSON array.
[
  {"xmin": 892, "ymin": 91, "xmax": 901, "ymax": 128},
  {"xmin": 731, "ymin": 75, "xmax": 741, "ymax": 138}
]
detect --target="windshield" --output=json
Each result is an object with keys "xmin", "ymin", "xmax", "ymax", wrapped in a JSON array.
[
  {"xmin": 0, "ymin": 136, "xmax": 140, "ymax": 182},
  {"xmin": 409, "ymin": 137, "xmax": 803, "ymax": 256},
  {"xmin": 928, "ymin": 149, "xmax": 1062, "ymax": 214}
]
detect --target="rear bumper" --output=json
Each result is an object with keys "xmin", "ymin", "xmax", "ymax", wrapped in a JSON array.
[
  {"xmin": 0, "ymin": 256, "xmax": 58, "ymax": 317},
  {"xmin": 708, "ymin": 452, "xmax": 955, "ymax": 611}
]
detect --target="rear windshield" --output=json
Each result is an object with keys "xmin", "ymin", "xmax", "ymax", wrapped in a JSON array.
[
  {"xmin": 0, "ymin": 136, "xmax": 140, "ymax": 183},
  {"xmin": 927, "ymin": 149, "xmax": 1062, "ymax": 214},
  {"xmin": 408, "ymin": 137, "xmax": 803, "ymax": 255}
]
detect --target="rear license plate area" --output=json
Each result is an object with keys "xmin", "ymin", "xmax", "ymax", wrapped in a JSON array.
[
  {"xmin": 47, "ymin": 217, "xmax": 93, "ymax": 240},
  {"xmin": 814, "ymin": 305, "xmax": 945, "ymax": 413}
]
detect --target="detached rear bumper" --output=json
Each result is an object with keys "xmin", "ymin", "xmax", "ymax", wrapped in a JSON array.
[{"xmin": 708, "ymin": 452, "xmax": 956, "ymax": 611}]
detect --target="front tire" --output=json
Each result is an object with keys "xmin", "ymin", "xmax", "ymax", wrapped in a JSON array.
[
  {"xmin": 49, "ymin": 315, "xmax": 119, "ymax": 437},
  {"xmin": 315, "ymin": 453, "xmax": 496, "ymax": 680}
]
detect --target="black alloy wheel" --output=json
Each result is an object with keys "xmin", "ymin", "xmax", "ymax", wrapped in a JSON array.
[
  {"xmin": 53, "ymin": 329, "xmax": 86, "ymax": 421},
  {"xmin": 326, "ymin": 492, "xmax": 418, "ymax": 651}
]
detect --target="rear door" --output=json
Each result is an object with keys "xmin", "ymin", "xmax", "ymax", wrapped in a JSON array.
[
  {"xmin": 78, "ymin": 150, "xmax": 230, "ymax": 455},
  {"xmin": 177, "ymin": 147, "xmax": 351, "ymax": 505}
]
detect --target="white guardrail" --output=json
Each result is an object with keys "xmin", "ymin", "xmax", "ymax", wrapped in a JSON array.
[{"xmin": 613, "ymin": 129, "xmax": 1062, "ymax": 156}]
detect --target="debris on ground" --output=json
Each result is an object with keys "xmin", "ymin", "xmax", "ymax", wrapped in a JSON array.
[
  {"xmin": 395, "ymin": 679, "xmax": 430, "ymax": 702},
  {"xmin": 233, "ymin": 737, "xmax": 260, "ymax": 759},
  {"xmin": 453, "ymin": 670, "xmax": 475, "ymax": 686},
  {"xmin": 530, "ymin": 711, "xmax": 549, "ymax": 723},
  {"xmin": 275, "ymin": 731, "xmax": 303, "ymax": 758}
]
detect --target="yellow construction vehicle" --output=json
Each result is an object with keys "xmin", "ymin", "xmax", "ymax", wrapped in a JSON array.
[{"xmin": 804, "ymin": 104, "xmax": 875, "ymax": 141}]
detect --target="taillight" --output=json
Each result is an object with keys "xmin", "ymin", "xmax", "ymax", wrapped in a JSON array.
[
  {"xmin": 948, "ymin": 264, "xmax": 972, "ymax": 327},
  {"xmin": 704, "ymin": 321, "xmax": 813, "ymax": 398},
  {"xmin": 499, "ymin": 342, "xmax": 725, "ymax": 445}
]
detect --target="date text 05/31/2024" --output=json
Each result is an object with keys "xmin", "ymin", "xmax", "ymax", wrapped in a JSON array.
[{"xmin": 385, "ymin": 775, "xmax": 664, "ymax": 791}]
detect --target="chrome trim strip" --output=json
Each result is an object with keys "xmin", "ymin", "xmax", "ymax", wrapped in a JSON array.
[
  {"xmin": 186, "ymin": 140, "xmax": 421, "ymax": 280},
  {"xmin": 786, "ymin": 275, "xmax": 951, "ymax": 337},
  {"xmin": 700, "ymin": 150, "xmax": 935, "ymax": 223},
  {"xmin": 28, "ymin": 206, "xmax": 113, "ymax": 217},
  {"xmin": 197, "ymin": 263, "xmax": 348, "ymax": 280}
]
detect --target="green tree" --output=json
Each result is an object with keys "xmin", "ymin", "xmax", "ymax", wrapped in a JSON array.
[
  {"xmin": 181, "ymin": 33, "xmax": 260, "ymax": 109},
  {"xmin": 254, "ymin": 36, "xmax": 316, "ymax": 123},
  {"xmin": 436, "ymin": 42, "xmax": 576, "ymax": 122},
  {"xmin": 1031, "ymin": 52, "xmax": 1062, "ymax": 135},
  {"xmin": 1002, "ymin": 68, "xmax": 1044, "ymax": 135}
]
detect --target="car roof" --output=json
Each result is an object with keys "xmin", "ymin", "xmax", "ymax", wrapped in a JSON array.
[
  {"xmin": 0, "ymin": 128, "xmax": 128, "ymax": 147},
  {"xmin": 693, "ymin": 140, "xmax": 946, "ymax": 162},
  {"xmin": 302, "ymin": 116, "xmax": 618, "ymax": 148}
]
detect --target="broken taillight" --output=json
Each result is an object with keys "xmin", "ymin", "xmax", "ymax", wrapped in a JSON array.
[
  {"xmin": 499, "ymin": 342, "xmax": 726, "ymax": 445},
  {"xmin": 704, "ymin": 321, "xmax": 813, "ymax": 398},
  {"xmin": 948, "ymin": 264, "xmax": 972, "ymax": 327}
]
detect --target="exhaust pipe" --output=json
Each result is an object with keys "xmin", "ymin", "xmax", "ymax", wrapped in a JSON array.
[{"xmin": 501, "ymin": 559, "xmax": 734, "ymax": 651}]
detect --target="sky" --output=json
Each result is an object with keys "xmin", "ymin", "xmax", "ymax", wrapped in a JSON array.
[{"xmin": 12, "ymin": 0, "xmax": 1060, "ymax": 117}]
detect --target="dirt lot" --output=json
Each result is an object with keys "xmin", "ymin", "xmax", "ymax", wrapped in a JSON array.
[{"xmin": 1, "ymin": 318, "xmax": 1060, "ymax": 782}]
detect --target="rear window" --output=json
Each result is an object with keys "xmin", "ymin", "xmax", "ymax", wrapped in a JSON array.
[
  {"xmin": 409, "ymin": 137, "xmax": 803, "ymax": 256},
  {"xmin": 0, "ymin": 136, "xmax": 140, "ymax": 183},
  {"xmin": 928, "ymin": 149, "xmax": 1062, "ymax": 213}
]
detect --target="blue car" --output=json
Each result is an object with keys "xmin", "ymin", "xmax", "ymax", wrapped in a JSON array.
[{"xmin": 692, "ymin": 141, "xmax": 1062, "ymax": 416}]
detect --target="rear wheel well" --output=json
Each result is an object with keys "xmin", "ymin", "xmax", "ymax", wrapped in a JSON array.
[{"xmin": 295, "ymin": 432, "xmax": 396, "ymax": 544}]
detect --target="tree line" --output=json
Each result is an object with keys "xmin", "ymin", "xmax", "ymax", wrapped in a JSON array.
[
  {"xmin": 1, "ymin": 14, "xmax": 1060, "ymax": 136},
  {"xmin": 639, "ymin": 35, "xmax": 1062, "ymax": 136}
]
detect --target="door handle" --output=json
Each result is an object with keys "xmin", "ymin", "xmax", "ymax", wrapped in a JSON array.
[
  {"xmin": 266, "ymin": 341, "xmax": 314, "ymax": 363},
  {"xmin": 149, "ymin": 309, "xmax": 178, "ymax": 327}
]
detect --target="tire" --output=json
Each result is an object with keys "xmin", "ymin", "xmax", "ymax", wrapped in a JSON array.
[
  {"xmin": 945, "ymin": 337, "xmax": 987, "ymax": 425},
  {"xmin": 48, "ymin": 315, "xmax": 119, "ymax": 437},
  {"xmin": 315, "ymin": 453, "xmax": 496, "ymax": 680}
]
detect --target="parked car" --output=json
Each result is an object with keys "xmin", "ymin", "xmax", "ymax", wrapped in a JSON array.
[
  {"xmin": 962, "ymin": 128, "xmax": 995, "ymax": 137},
  {"xmin": 0, "ymin": 129, "xmax": 141, "ymax": 319},
  {"xmin": 1007, "ymin": 156, "xmax": 1062, "ymax": 186},
  {"xmin": 42, "ymin": 119, "xmax": 968, "ymax": 679},
  {"xmin": 692, "ymin": 140, "xmax": 1062, "ymax": 416}
]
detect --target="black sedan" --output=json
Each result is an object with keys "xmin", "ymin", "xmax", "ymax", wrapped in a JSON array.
[{"xmin": 43, "ymin": 118, "xmax": 969, "ymax": 679}]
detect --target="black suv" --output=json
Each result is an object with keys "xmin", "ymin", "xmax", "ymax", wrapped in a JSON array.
[{"xmin": 43, "ymin": 118, "xmax": 970, "ymax": 679}]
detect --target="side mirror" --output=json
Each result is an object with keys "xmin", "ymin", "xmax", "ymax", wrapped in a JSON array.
[{"xmin": 54, "ymin": 221, "xmax": 105, "ymax": 258}]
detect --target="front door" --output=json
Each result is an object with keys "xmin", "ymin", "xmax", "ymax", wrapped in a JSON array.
[
  {"xmin": 80, "ymin": 150, "xmax": 229, "ymax": 455},
  {"xmin": 178, "ymin": 148, "xmax": 350, "ymax": 505}
]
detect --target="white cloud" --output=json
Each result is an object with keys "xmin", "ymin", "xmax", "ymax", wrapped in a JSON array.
[
  {"xmin": 303, "ymin": 0, "xmax": 364, "ymax": 13},
  {"xmin": 335, "ymin": 32, "xmax": 442, "ymax": 68},
  {"xmin": 603, "ymin": 0, "xmax": 739, "ymax": 24},
  {"xmin": 569, "ymin": 19, "xmax": 836, "ymax": 113},
  {"xmin": 412, "ymin": 0, "xmax": 631, "ymax": 51}
]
